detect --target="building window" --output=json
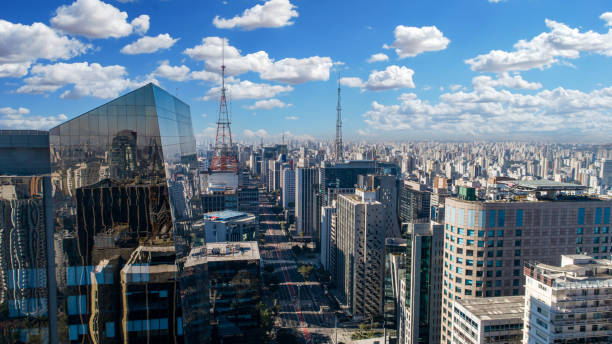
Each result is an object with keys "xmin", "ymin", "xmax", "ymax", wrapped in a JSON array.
[
  {"xmin": 576, "ymin": 237, "xmax": 583, "ymax": 244},
  {"xmin": 497, "ymin": 209, "xmax": 505, "ymax": 227},
  {"xmin": 513, "ymin": 269, "xmax": 520, "ymax": 276},
  {"xmin": 516, "ymin": 209, "xmax": 523, "ymax": 227},
  {"xmin": 478, "ymin": 241, "xmax": 485, "ymax": 247},
  {"xmin": 595, "ymin": 227, "xmax": 601, "ymax": 234},
  {"xmin": 604, "ymin": 208, "xmax": 610, "ymax": 224},
  {"xmin": 515, "ymin": 240, "xmax": 521, "ymax": 247},
  {"xmin": 515, "ymin": 229, "xmax": 522, "ymax": 237},
  {"xmin": 496, "ymin": 250, "xmax": 503, "ymax": 257},
  {"xmin": 488, "ymin": 230, "xmax": 495, "ymax": 237},
  {"xmin": 467, "ymin": 239, "xmax": 474, "ymax": 245},
  {"xmin": 515, "ymin": 249, "xmax": 521, "ymax": 256},
  {"xmin": 497, "ymin": 240, "xmax": 504, "ymax": 247},
  {"xmin": 577, "ymin": 227, "xmax": 583, "ymax": 234},
  {"xmin": 578, "ymin": 208, "xmax": 585, "ymax": 225},
  {"xmin": 457, "ymin": 228, "xmax": 464, "ymax": 235},
  {"xmin": 596, "ymin": 208, "xmax": 602, "ymax": 224},
  {"xmin": 488, "ymin": 210, "xmax": 495, "ymax": 228},
  {"xmin": 514, "ymin": 259, "xmax": 521, "ymax": 266},
  {"xmin": 497, "ymin": 230, "xmax": 504, "ymax": 237},
  {"xmin": 478, "ymin": 230, "xmax": 485, "ymax": 237},
  {"xmin": 466, "ymin": 259, "xmax": 474, "ymax": 266}
]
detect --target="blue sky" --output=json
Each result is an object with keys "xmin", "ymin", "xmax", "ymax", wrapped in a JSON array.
[{"xmin": 1, "ymin": 0, "xmax": 611, "ymax": 143}]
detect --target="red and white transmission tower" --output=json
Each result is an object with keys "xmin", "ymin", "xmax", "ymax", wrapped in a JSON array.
[{"xmin": 210, "ymin": 39, "xmax": 238, "ymax": 172}]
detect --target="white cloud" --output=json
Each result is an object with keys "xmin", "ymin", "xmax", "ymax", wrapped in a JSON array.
[
  {"xmin": 195, "ymin": 126, "xmax": 217, "ymax": 144},
  {"xmin": 383, "ymin": 25, "xmax": 450, "ymax": 58},
  {"xmin": 339, "ymin": 77, "xmax": 364, "ymax": 88},
  {"xmin": 184, "ymin": 37, "xmax": 333, "ymax": 83},
  {"xmin": 357, "ymin": 129, "xmax": 377, "ymax": 137},
  {"xmin": 465, "ymin": 15, "xmax": 612, "ymax": 72},
  {"xmin": 0, "ymin": 20, "xmax": 89, "ymax": 77},
  {"xmin": 247, "ymin": 98, "xmax": 291, "ymax": 110},
  {"xmin": 121, "ymin": 33, "xmax": 178, "ymax": 54},
  {"xmin": 0, "ymin": 62, "xmax": 31, "ymax": 78},
  {"xmin": 284, "ymin": 115, "xmax": 298, "ymax": 120},
  {"xmin": 201, "ymin": 114, "xmax": 207, "ymax": 118},
  {"xmin": 472, "ymin": 72, "xmax": 542, "ymax": 90},
  {"xmin": 449, "ymin": 84, "xmax": 463, "ymax": 91},
  {"xmin": 203, "ymin": 80, "xmax": 293, "ymax": 100},
  {"xmin": 602, "ymin": 12, "xmax": 612, "ymax": 27},
  {"xmin": 213, "ymin": 0, "xmax": 298, "ymax": 30},
  {"xmin": 488, "ymin": 0, "xmax": 505, "ymax": 3},
  {"xmin": 150, "ymin": 60, "xmax": 190, "ymax": 81},
  {"xmin": 367, "ymin": 53, "xmax": 389, "ymax": 63},
  {"xmin": 243, "ymin": 129, "xmax": 269, "ymax": 138},
  {"xmin": 343, "ymin": 65, "xmax": 415, "ymax": 91},
  {"xmin": 16, "ymin": 62, "xmax": 151, "ymax": 99},
  {"xmin": 0, "ymin": 107, "xmax": 30, "ymax": 116},
  {"xmin": 51, "ymin": 0, "xmax": 149, "ymax": 38},
  {"xmin": 361, "ymin": 82, "xmax": 612, "ymax": 140},
  {"xmin": 0, "ymin": 107, "xmax": 68, "ymax": 129}
]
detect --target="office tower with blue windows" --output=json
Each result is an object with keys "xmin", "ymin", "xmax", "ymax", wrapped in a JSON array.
[
  {"xmin": 440, "ymin": 181, "xmax": 612, "ymax": 344},
  {"xmin": 47, "ymin": 83, "xmax": 207, "ymax": 343}
]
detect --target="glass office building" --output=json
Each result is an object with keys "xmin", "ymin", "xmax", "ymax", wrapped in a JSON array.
[
  {"xmin": 48, "ymin": 83, "xmax": 206, "ymax": 343},
  {"xmin": 0, "ymin": 130, "xmax": 56, "ymax": 343}
]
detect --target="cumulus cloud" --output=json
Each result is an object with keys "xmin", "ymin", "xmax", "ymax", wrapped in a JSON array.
[
  {"xmin": 121, "ymin": 33, "xmax": 178, "ymax": 54},
  {"xmin": 184, "ymin": 36, "xmax": 333, "ymax": 83},
  {"xmin": 466, "ymin": 14, "xmax": 612, "ymax": 72},
  {"xmin": 362, "ymin": 82, "xmax": 612, "ymax": 140},
  {"xmin": 150, "ymin": 60, "xmax": 190, "ymax": 81},
  {"xmin": 341, "ymin": 65, "xmax": 415, "ymax": 91},
  {"xmin": 51, "ymin": 0, "xmax": 149, "ymax": 38},
  {"xmin": 16, "ymin": 62, "xmax": 151, "ymax": 99},
  {"xmin": 246, "ymin": 98, "xmax": 291, "ymax": 110},
  {"xmin": 367, "ymin": 53, "xmax": 389, "ymax": 63},
  {"xmin": 339, "ymin": 77, "xmax": 364, "ymax": 88},
  {"xmin": 284, "ymin": 115, "xmax": 298, "ymax": 120},
  {"xmin": 449, "ymin": 84, "xmax": 463, "ymax": 92},
  {"xmin": 0, "ymin": 20, "xmax": 89, "ymax": 77},
  {"xmin": 472, "ymin": 72, "xmax": 542, "ymax": 90},
  {"xmin": 203, "ymin": 80, "xmax": 293, "ymax": 100},
  {"xmin": 602, "ymin": 12, "xmax": 612, "ymax": 27},
  {"xmin": 0, "ymin": 107, "xmax": 68, "ymax": 129},
  {"xmin": 243, "ymin": 129, "xmax": 269, "ymax": 138},
  {"xmin": 383, "ymin": 25, "xmax": 450, "ymax": 58},
  {"xmin": 213, "ymin": 0, "xmax": 298, "ymax": 30}
]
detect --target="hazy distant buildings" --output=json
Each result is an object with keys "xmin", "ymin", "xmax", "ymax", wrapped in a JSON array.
[{"xmin": 336, "ymin": 189, "xmax": 385, "ymax": 318}]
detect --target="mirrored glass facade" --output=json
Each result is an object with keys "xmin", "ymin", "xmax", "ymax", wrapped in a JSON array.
[
  {"xmin": 48, "ymin": 84, "xmax": 206, "ymax": 343},
  {"xmin": 0, "ymin": 130, "xmax": 55, "ymax": 343}
]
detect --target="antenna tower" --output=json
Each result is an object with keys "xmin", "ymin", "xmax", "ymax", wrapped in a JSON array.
[
  {"xmin": 210, "ymin": 38, "xmax": 238, "ymax": 172},
  {"xmin": 334, "ymin": 78, "xmax": 343, "ymax": 162}
]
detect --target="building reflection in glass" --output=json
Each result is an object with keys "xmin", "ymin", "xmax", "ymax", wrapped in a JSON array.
[
  {"xmin": 48, "ymin": 84, "xmax": 206, "ymax": 343},
  {"xmin": 0, "ymin": 130, "xmax": 56, "ymax": 343}
]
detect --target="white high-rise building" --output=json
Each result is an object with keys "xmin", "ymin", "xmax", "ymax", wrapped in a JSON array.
[
  {"xmin": 295, "ymin": 166, "xmax": 318, "ymax": 237},
  {"xmin": 523, "ymin": 255, "xmax": 612, "ymax": 344},
  {"xmin": 336, "ymin": 188, "xmax": 385, "ymax": 318},
  {"xmin": 281, "ymin": 167, "xmax": 295, "ymax": 209}
]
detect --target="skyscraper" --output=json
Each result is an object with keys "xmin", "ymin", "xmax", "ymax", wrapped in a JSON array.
[
  {"xmin": 48, "ymin": 83, "xmax": 206, "ymax": 343},
  {"xmin": 296, "ymin": 166, "xmax": 318, "ymax": 238},
  {"xmin": 336, "ymin": 189, "xmax": 385, "ymax": 318},
  {"xmin": 440, "ymin": 180, "xmax": 612, "ymax": 344}
]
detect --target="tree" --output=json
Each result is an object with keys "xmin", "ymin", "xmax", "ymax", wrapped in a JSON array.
[
  {"xmin": 258, "ymin": 301, "xmax": 274, "ymax": 343},
  {"xmin": 297, "ymin": 264, "xmax": 314, "ymax": 281}
]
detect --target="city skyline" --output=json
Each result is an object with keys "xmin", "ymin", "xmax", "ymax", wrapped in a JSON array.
[{"xmin": 1, "ymin": 0, "xmax": 612, "ymax": 143}]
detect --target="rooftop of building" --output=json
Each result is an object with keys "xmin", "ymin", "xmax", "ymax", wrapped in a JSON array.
[
  {"xmin": 184, "ymin": 241, "xmax": 260, "ymax": 266},
  {"xmin": 526, "ymin": 254, "xmax": 612, "ymax": 288},
  {"xmin": 203, "ymin": 210, "xmax": 255, "ymax": 222},
  {"xmin": 455, "ymin": 296, "xmax": 525, "ymax": 322},
  {"xmin": 500, "ymin": 179, "xmax": 587, "ymax": 191}
]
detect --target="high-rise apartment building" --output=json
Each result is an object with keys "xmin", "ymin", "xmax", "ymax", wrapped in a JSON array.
[
  {"xmin": 440, "ymin": 180, "xmax": 612, "ymax": 344},
  {"xmin": 281, "ymin": 167, "xmax": 295, "ymax": 209},
  {"xmin": 358, "ymin": 174, "xmax": 401, "ymax": 238},
  {"xmin": 336, "ymin": 189, "xmax": 385, "ymax": 318},
  {"xmin": 523, "ymin": 255, "xmax": 612, "ymax": 344},
  {"xmin": 320, "ymin": 204, "xmax": 336, "ymax": 272},
  {"xmin": 0, "ymin": 130, "xmax": 56, "ymax": 343}
]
